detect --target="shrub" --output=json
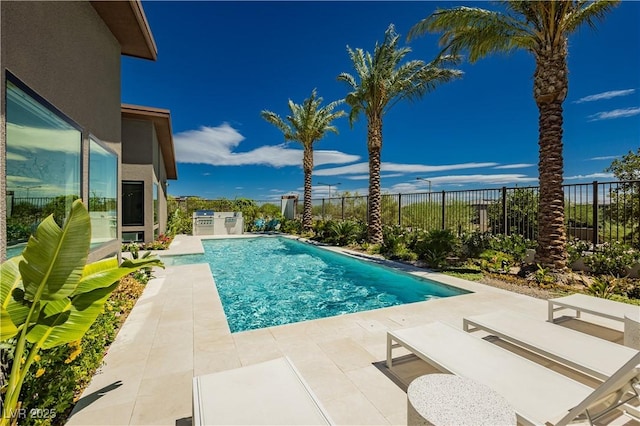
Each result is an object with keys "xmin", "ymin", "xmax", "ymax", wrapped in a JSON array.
[
  {"xmin": 460, "ymin": 231, "xmax": 493, "ymax": 258},
  {"xmin": 583, "ymin": 275, "xmax": 618, "ymax": 299},
  {"xmin": 281, "ymin": 218, "xmax": 302, "ymax": 235},
  {"xmin": 566, "ymin": 239, "xmax": 592, "ymax": 264},
  {"xmin": 328, "ymin": 221, "xmax": 360, "ymax": 246},
  {"xmin": 488, "ymin": 234, "xmax": 536, "ymax": 262},
  {"xmin": 413, "ymin": 229, "xmax": 459, "ymax": 269},
  {"xmin": 478, "ymin": 249, "xmax": 514, "ymax": 273},
  {"xmin": 167, "ymin": 208, "xmax": 192, "ymax": 235},
  {"xmin": 583, "ymin": 241, "xmax": 639, "ymax": 276}
]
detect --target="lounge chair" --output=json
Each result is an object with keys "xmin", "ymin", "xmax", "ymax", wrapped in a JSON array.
[
  {"xmin": 387, "ymin": 322, "xmax": 640, "ymax": 425},
  {"xmin": 548, "ymin": 293, "xmax": 639, "ymax": 323},
  {"xmin": 192, "ymin": 357, "xmax": 333, "ymax": 425},
  {"xmin": 463, "ymin": 310, "xmax": 639, "ymax": 381}
]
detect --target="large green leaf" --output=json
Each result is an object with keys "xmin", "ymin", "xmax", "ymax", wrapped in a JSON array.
[
  {"xmin": 20, "ymin": 200, "xmax": 90, "ymax": 302},
  {"xmin": 73, "ymin": 256, "xmax": 163, "ymax": 296},
  {"xmin": 26, "ymin": 281, "xmax": 118, "ymax": 349},
  {"xmin": 0, "ymin": 257, "xmax": 29, "ymax": 340}
]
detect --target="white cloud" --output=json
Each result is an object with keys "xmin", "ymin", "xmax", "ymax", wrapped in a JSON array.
[
  {"xmin": 235, "ymin": 186, "xmax": 244, "ymax": 190},
  {"xmin": 174, "ymin": 123, "xmax": 360, "ymax": 167},
  {"xmin": 493, "ymin": 163, "xmax": 535, "ymax": 170},
  {"xmin": 588, "ymin": 107, "xmax": 640, "ymax": 121},
  {"xmin": 574, "ymin": 89, "xmax": 635, "ymax": 103},
  {"xmin": 387, "ymin": 174, "xmax": 538, "ymax": 193},
  {"xmin": 315, "ymin": 161, "xmax": 499, "ymax": 176},
  {"xmin": 345, "ymin": 173, "xmax": 405, "ymax": 180},
  {"xmin": 589, "ymin": 155, "xmax": 619, "ymax": 161},
  {"xmin": 565, "ymin": 172, "xmax": 614, "ymax": 180}
]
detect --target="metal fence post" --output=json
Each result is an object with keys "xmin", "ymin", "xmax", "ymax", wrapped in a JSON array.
[
  {"xmin": 502, "ymin": 186, "xmax": 508, "ymax": 235},
  {"xmin": 341, "ymin": 197, "xmax": 345, "ymax": 220},
  {"xmin": 321, "ymin": 199, "xmax": 325, "ymax": 220},
  {"xmin": 398, "ymin": 193, "xmax": 402, "ymax": 226},
  {"xmin": 592, "ymin": 181, "xmax": 599, "ymax": 246},
  {"xmin": 441, "ymin": 191, "xmax": 446, "ymax": 230}
]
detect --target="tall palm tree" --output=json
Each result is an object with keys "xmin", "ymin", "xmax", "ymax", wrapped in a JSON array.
[
  {"xmin": 261, "ymin": 90, "xmax": 345, "ymax": 231},
  {"xmin": 409, "ymin": 0, "xmax": 619, "ymax": 271},
  {"xmin": 338, "ymin": 24, "xmax": 462, "ymax": 244}
]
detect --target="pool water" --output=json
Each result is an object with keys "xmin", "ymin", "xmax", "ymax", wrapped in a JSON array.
[{"xmin": 164, "ymin": 237, "xmax": 468, "ymax": 332}]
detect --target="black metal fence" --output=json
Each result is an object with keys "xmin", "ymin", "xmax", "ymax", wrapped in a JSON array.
[{"xmin": 306, "ymin": 180, "xmax": 640, "ymax": 247}]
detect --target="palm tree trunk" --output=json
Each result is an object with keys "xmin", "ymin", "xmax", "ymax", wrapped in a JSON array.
[
  {"xmin": 534, "ymin": 42, "xmax": 568, "ymax": 271},
  {"xmin": 368, "ymin": 116, "xmax": 383, "ymax": 244},
  {"xmin": 302, "ymin": 147, "xmax": 314, "ymax": 231}
]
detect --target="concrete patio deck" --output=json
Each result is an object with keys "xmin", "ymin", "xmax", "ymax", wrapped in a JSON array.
[{"xmin": 67, "ymin": 235, "xmax": 628, "ymax": 425}]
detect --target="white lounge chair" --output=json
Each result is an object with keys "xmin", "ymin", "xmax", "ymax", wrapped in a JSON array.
[
  {"xmin": 548, "ymin": 293, "xmax": 639, "ymax": 323},
  {"xmin": 387, "ymin": 322, "xmax": 640, "ymax": 426},
  {"xmin": 463, "ymin": 310, "xmax": 639, "ymax": 381},
  {"xmin": 192, "ymin": 357, "xmax": 333, "ymax": 425}
]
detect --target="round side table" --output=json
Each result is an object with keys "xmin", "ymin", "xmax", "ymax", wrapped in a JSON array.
[{"xmin": 407, "ymin": 374, "xmax": 516, "ymax": 426}]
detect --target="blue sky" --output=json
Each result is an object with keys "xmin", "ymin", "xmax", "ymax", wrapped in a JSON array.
[{"xmin": 122, "ymin": 1, "xmax": 640, "ymax": 201}]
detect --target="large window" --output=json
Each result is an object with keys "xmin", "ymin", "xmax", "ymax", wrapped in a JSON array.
[
  {"xmin": 153, "ymin": 182, "xmax": 159, "ymax": 225},
  {"xmin": 89, "ymin": 138, "xmax": 118, "ymax": 247},
  {"xmin": 5, "ymin": 77, "xmax": 81, "ymax": 257},
  {"xmin": 122, "ymin": 181, "xmax": 144, "ymax": 226}
]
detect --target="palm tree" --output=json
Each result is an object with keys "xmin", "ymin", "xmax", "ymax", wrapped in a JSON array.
[
  {"xmin": 338, "ymin": 24, "xmax": 462, "ymax": 244},
  {"xmin": 261, "ymin": 90, "xmax": 345, "ymax": 232},
  {"xmin": 409, "ymin": 0, "xmax": 619, "ymax": 271}
]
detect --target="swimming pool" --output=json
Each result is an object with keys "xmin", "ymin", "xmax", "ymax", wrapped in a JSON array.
[{"xmin": 164, "ymin": 237, "xmax": 469, "ymax": 332}]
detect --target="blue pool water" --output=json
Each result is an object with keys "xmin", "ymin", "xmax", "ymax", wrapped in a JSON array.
[{"xmin": 164, "ymin": 237, "xmax": 469, "ymax": 332}]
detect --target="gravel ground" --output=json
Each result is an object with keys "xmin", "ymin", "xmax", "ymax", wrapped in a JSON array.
[{"xmin": 476, "ymin": 275, "xmax": 559, "ymax": 299}]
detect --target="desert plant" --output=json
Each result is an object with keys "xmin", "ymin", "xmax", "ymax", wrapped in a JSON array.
[
  {"xmin": 329, "ymin": 221, "xmax": 360, "ymax": 246},
  {"xmin": 583, "ymin": 276, "xmax": 618, "ymax": 299},
  {"xmin": 583, "ymin": 241, "xmax": 639, "ymax": 276},
  {"xmin": 0, "ymin": 200, "xmax": 162, "ymax": 425},
  {"xmin": 533, "ymin": 264, "xmax": 556, "ymax": 288},
  {"xmin": 566, "ymin": 239, "xmax": 593, "ymax": 265},
  {"xmin": 478, "ymin": 250, "xmax": 514, "ymax": 273}
]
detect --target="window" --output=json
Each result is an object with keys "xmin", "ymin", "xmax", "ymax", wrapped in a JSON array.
[
  {"xmin": 122, "ymin": 181, "xmax": 144, "ymax": 226},
  {"xmin": 5, "ymin": 76, "xmax": 81, "ymax": 256},
  {"xmin": 153, "ymin": 182, "xmax": 159, "ymax": 225},
  {"xmin": 89, "ymin": 138, "xmax": 118, "ymax": 247}
]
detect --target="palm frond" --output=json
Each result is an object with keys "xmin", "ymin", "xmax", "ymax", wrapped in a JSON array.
[
  {"xmin": 564, "ymin": 0, "xmax": 620, "ymax": 33},
  {"xmin": 409, "ymin": 6, "xmax": 533, "ymax": 62}
]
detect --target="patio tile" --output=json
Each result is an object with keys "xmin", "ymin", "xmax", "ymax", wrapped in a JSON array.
[
  {"xmin": 346, "ymin": 365, "xmax": 407, "ymax": 417},
  {"xmin": 130, "ymin": 370, "xmax": 193, "ymax": 425},
  {"xmin": 323, "ymin": 392, "xmax": 391, "ymax": 425},
  {"xmin": 67, "ymin": 400, "xmax": 135, "ymax": 425},
  {"xmin": 318, "ymin": 337, "xmax": 376, "ymax": 372}
]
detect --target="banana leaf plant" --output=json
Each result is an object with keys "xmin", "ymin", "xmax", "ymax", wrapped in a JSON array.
[{"xmin": 0, "ymin": 200, "xmax": 163, "ymax": 425}]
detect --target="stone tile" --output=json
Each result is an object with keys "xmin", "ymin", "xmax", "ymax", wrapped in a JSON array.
[
  {"xmin": 346, "ymin": 365, "xmax": 407, "ymax": 417},
  {"xmin": 193, "ymin": 347, "xmax": 242, "ymax": 376},
  {"xmin": 130, "ymin": 370, "xmax": 193, "ymax": 425},
  {"xmin": 323, "ymin": 392, "xmax": 391, "ymax": 425},
  {"xmin": 143, "ymin": 343, "xmax": 193, "ymax": 379},
  {"xmin": 318, "ymin": 337, "xmax": 376, "ymax": 372},
  {"xmin": 385, "ymin": 410, "xmax": 407, "ymax": 426},
  {"xmin": 298, "ymin": 361, "xmax": 361, "ymax": 402},
  {"xmin": 67, "ymin": 400, "xmax": 135, "ymax": 425}
]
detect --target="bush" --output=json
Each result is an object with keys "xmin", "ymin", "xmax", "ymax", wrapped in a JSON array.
[
  {"xmin": 281, "ymin": 218, "xmax": 302, "ymax": 235},
  {"xmin": 583, "ymin": 241, "xmax": 639, "ymax": 276},
  {"xmin": 167, "ymin": 208, "xmax": 192, "ymax": 235},
  {"xmin": 18, "ymin": 275, "xmax": 146, "ymax": 425},
  {"xmin": 413, "ymin": 229, "xmax": 459, "ymax": 268},
  {"xmin": 478, "ymin": 249, "xmax": 514, "ymax": 273},
  {"xmin": 460, "ymin": 231, "xmax": 493, "ymax": 258},
  {"xmin": 328, "ymin": 221, "xmax": 360, "ymax": 246},
  {"xmin": 566, "ymin": 239, "xmax": 592, "ymax": 265},
  {"xmin": 487, "ymin": 234, "xmax": 536, "ymax": 262}
]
